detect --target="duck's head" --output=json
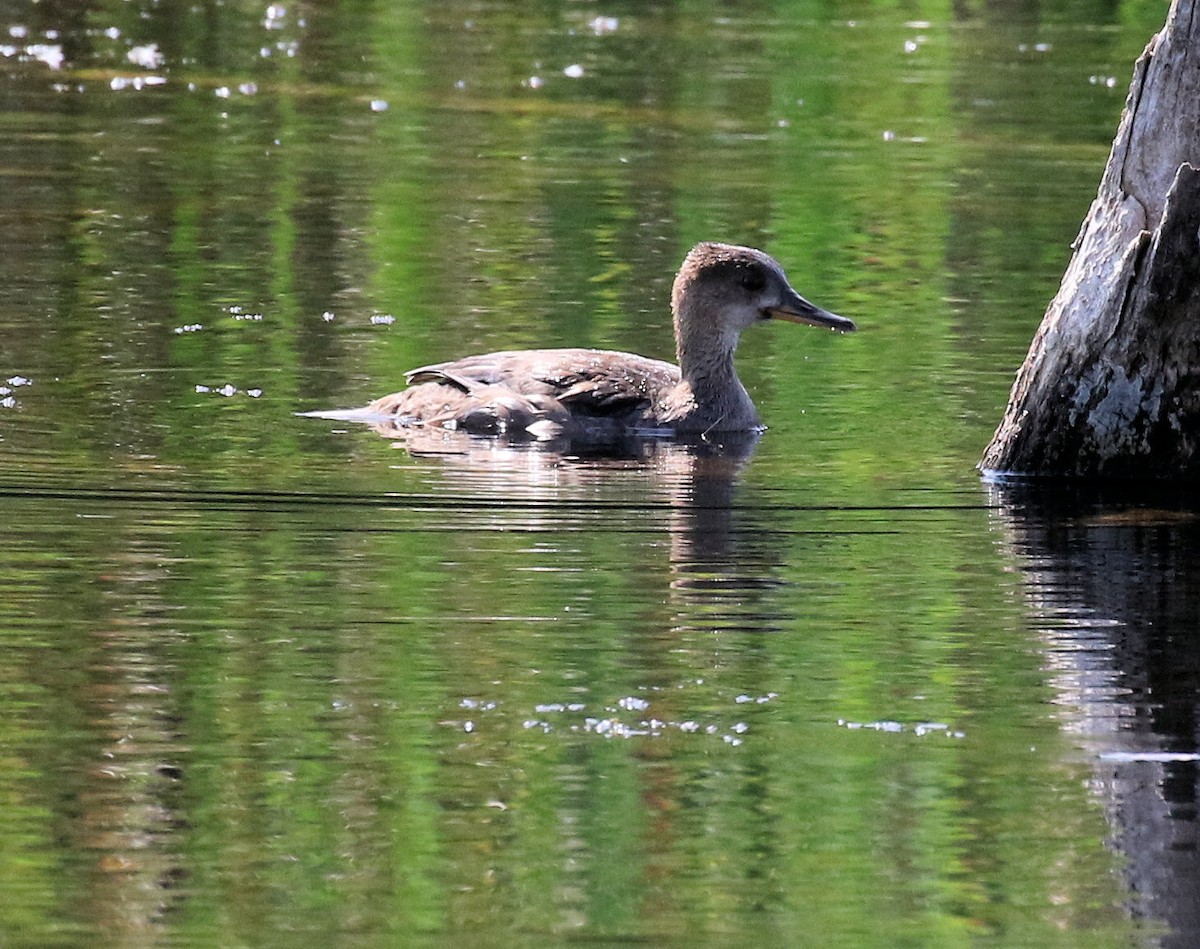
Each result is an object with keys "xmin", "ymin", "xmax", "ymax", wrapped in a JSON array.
[{"xmin": 672, "ymin": 242, "xmax": 856, "ymax": 344}]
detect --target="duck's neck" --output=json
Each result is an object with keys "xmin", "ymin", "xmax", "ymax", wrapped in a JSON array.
[{"xmin": 673, "ymin": 307, "xmax": 757, "ymax": 425}]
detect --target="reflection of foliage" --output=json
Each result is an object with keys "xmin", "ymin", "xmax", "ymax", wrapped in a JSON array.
[{"xmin": 0, "ymin": 480, "xmax": 1133, "ymax": 943}]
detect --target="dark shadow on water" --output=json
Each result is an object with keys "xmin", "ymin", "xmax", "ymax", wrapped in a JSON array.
[{"xmin": 988, "ymin": 480, "xmax": 1200, "ymax": 948}]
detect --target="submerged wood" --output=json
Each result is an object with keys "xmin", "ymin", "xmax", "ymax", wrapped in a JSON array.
[{"xmin": 981, "ymin": 0, "xmax": 1200, "ymax": 479}]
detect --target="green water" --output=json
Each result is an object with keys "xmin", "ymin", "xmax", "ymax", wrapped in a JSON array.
[{"xmin": 0, "ymin": 0, "xmax": 1191, "ymax": 945}]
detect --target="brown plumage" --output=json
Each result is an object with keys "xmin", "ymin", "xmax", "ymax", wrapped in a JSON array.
[{"xmin": 365, "ymin": 242, "xmax": 854, "ymax": 439}]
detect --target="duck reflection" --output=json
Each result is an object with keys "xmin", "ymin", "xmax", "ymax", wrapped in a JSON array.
[
  {"xmin": 988, "ymin": 481, "xmax": 1200, "ymax": 947},
  {"xmin": 366, "ymin": 421, "xmax": 769, "ymax": 569},
  {"xmin": 363, "ymin": 421, "xmax": 794, "ymax": 707}
]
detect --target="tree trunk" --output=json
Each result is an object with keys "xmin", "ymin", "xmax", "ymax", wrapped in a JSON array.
[{"xmin": 981, "ymin": 0, "xmax": 1200, "ymax": 479}]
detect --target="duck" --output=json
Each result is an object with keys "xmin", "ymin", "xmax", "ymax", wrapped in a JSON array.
[{"xmin": 363, "ymin": 242, "xmax": 855, "ymax": 440}]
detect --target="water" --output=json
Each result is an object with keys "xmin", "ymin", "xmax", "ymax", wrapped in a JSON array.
[{"xmin": 0, "ymin": 0, "xmax": 1191, "ymax": 944}]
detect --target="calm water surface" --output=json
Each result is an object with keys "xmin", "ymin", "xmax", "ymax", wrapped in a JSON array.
[{"xmin": 0, "ymin": 0, "xmax": 1193, "ymax": 945}]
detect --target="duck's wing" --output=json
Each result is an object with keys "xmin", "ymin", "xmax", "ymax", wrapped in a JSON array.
[{"xmin": 403, "ymin": 348, "xmax": 680, "ymax": 417}]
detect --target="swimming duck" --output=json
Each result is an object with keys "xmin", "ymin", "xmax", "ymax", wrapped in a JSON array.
[{"xmin": 365, "ymin": 242, "xmax": 855, "ymax": 439}]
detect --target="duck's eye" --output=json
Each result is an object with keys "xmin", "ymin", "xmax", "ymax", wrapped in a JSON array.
[{"xmin": 739, "ymin": 267, "xmax": 767, "ymax": 292}]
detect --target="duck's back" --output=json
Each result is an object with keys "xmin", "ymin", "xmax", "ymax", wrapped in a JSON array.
[{"xmin": 368, "ymin": 348, "xmax": 681, "ymax": 436}]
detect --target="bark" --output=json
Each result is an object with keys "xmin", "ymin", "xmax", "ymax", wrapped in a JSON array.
[{"xmin": 981, "ymin": 0, "xmax": 1200, "ymax": 479}]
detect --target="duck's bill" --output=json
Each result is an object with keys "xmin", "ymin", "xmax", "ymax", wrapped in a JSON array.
[{"xmin": 768, "ymin": 288, "xmax": 856, "ymax": 332}]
